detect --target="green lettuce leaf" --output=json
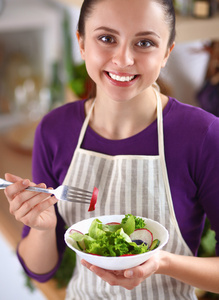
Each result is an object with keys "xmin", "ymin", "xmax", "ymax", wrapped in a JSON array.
[
  {"xmin": 68, "ymin": 214, "xmax": 149, "ymax": 257},
  {"xmin": 121, "ymin": 214, "xmax": 135, "ymax": 235},
  {"xmin": 88, "ymin": 219, "xmax": 106, "ymax": 239}
]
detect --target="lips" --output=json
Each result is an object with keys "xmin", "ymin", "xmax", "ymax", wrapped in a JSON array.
[
  {"xmin": 105, "ymin": 71, "xmax": 138, "ymax": 86},
  {"xmin": 108, "ymin": 72, "xmax": 135, "ymax": 82}
]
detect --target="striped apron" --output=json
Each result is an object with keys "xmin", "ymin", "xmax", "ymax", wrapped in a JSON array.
[{"xmin": 58, "ymin": 90, "xmax": 197, "ymax": 300}]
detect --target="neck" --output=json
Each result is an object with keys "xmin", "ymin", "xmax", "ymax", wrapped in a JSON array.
[{"xmin": 86, "ymin": 88, "xmax": 162, "ymax": 140}]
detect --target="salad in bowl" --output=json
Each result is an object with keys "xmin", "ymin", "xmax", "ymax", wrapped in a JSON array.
[{"xmin": 65, "ymin": 214, "xmax": 169, "ymax": 270}]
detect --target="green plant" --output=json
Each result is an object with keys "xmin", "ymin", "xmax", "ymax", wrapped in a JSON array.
[
  {"xmin": 198, "ymin": 218, "xmax": 216, "ymax": 258},
  {"xmin": 198, "ymin": 218, "xmax": 218, "ymax": 298},
  {"xmin": 23, "ymin": 271, "xmax": 35, "ymax": 292},
  {"xmin": 62, "ymin": 10, "xmax": 90, "ymax": 98}
]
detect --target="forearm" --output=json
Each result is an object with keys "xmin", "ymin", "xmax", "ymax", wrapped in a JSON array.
[
  {"xmin": 158, "ymin": 251, "xmax": 219, "ymax": 293},
  {"xmin": 18, "ymin": 227, "xmax": 59, "ymax": 275}
]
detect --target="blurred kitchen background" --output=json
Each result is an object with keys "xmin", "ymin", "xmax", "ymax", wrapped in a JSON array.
[{"xmin": 0, "ymin": 0, "xmax": 219, "ymax": 299}]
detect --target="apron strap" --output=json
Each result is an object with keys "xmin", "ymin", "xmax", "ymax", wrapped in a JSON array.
[
  {"xmin": 76, "ymin": 99, "xmax": 96, "ymax": 150},
  {"xmin": 156, "ymin": 89, "xmax": 173, "ymax": 207},
  {"xmin": 156, "ymin": 89, "xmax": 177, "ymax": 221},
  {"xmin": 155, "ymin": 89, "xmax": 190, "ymax": 251}
]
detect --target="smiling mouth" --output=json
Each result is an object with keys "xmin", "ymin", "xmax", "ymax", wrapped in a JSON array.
[{"xmin": 107, "ymin": 72, "xmax": 137, "ymax": 82}]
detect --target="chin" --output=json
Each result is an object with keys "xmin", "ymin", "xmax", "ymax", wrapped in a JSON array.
[
  {"xmin": 109, "ymin": 95, "xmax": 135, "ymax": 103},
  {"xmin": 103, "ymin": 88, "xmax": 136, "ymax": 102}
]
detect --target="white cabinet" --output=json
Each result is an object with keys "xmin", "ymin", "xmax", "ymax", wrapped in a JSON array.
[
  {"xmin": 0, "ymin": 0, "xmax": 63, "ymax": 128},
  {"xmin": 176, "ymin": 14, "xmax": 219, "ymax": 43},
  {"xmin": 0, "ymin": 0, "xmax": 62, "ymax": 82}
]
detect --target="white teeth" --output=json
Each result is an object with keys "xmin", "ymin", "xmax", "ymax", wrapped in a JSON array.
[{"xmin": 109, "ymin": 72, "xmax": 135, "ymax": 82}]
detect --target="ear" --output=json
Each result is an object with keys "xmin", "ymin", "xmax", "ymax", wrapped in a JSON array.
[
  {"xmin": 161, "ymin": 42, "xmax": 175, "ymax": 68},
  {"xmin": 76, "ymin": 31, "xmax": 85, "ymax": 60}
]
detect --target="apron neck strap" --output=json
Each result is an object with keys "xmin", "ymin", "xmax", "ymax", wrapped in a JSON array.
[
  {"xmin": 155, "ymin": 89, "xmax": 165, "ymax": 157},
  {"xmin": 76, "ymin": 99, "xmax": 96, "ymax": 149}
]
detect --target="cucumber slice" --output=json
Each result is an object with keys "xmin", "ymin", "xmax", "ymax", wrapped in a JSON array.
[
  {"xmin": 150, "ymin": 239, "xmax": 160, "ymax": 250},
  {"xmin": 77, "ymin": 240, "xmax": 86, "ymax": 251}
]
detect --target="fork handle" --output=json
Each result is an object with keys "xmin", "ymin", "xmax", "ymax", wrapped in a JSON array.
[
  {"xmin": 25, "ymin": 186, "xmax": 53, "ymax": 195},
  {"xmin": 0, "ymin": 178, "xmax": 53, "ymax": 195},
  {"xmin": 0, "ymin": 178, "xmax": 20, "ymax": 189},
  {"xmin": 0, "ymin": 179, "xmax": 13, "ymax": 189}
]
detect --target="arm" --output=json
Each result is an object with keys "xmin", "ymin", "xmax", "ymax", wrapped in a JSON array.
[
  {"xmin": 18, "ymin": 228, "xmax": 58, "ymax": 275},
  {"xmin": 4, "ymin": 118, "xmax": 62, "ymax": 277},
  {"xmin": 81, "ymin": 252, "xmax": 219, "ymax": 293},
  {"xmin": 5, "ymin": 173, "xmax": 59, "ymax": 275},
  {"xmin": 5, "ymin": 106, "xmax": 74, "ymax": 280},
  {"xmin": 160, "ymin": 252, "xmax": 219, "ymax": 293},
  {"xmin": 14, "ymin": 116, "xmax": 63, "ymax": 276}
]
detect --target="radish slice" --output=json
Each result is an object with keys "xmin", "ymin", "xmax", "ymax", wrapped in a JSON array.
[
  {"xmin": 130, "ymin": 228, "xmax": 153, "ymax": 247},
  {"xmin": 88, "ymin": 187, "xmax": 99, "ymax": 212},
  {"xmin": 69, "ymin": 229, "xmax": 83, "ymax": 235},
  {"xmin": 106, "ymin": 222, "xmax": 120, "ymax": 225}
]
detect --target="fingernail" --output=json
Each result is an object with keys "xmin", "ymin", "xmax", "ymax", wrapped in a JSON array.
[
  {"xmin": 38, "ymin": 183, "xmax": 46, "ymax": 188},
  {"xmin": 22, "ymin": 179, "xmax": 29, "ymax": 185},
  {"xmin": 125, "ymin": 270, "xmax": 133, "ymax": 278}
]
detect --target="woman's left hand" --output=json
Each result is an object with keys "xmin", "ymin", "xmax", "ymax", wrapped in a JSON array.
[
  {"xmin": 81, "ymin": 252, "xmax": 160, "ymax": 290},
  {"xmin": 82, "ymin": 251, "xmax": 219, "ymax": 293}
]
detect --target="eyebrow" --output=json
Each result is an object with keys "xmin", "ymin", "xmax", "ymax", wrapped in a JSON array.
[
  {"xmin": 94, "ymin": 26, "xmax": 160, "ymax": 39},
  {"xmin": 136, "ymin": 31, "xmax": 160, "ymax": 39}
]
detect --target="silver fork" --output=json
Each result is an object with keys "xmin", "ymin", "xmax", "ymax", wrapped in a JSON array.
[{"xmin": 0, "ymin": 178, "xmax": 93, "ymax": 204}]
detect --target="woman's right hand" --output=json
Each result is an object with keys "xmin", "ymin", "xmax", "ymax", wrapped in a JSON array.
[{"xmin": 4, "ymin": 173, "xmax": 58, "ymax": 231}]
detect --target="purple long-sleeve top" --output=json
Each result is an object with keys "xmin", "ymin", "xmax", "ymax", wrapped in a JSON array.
[{"xmin": 17, "ymin": 97, "xmax": 219, "ymax": 282}]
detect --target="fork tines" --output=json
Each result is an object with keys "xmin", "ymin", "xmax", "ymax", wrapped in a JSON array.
[
  {"xmin": 67, "ymin": 187, "xmax": 92, "ymax": 204},
  {"xmin": 69, "ymin": 186, "xmax": 93, "ymax": 194}
]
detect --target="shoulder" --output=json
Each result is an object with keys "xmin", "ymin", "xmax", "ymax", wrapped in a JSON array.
[
  {"xmin": 167, "ymin": 97, "xmax": 218, "ymax": 122},
  {"xmin": 41, "ymin": 99, "xmax": 85, "ymax": 126},
  {"xmin": 36, "ymin": 100, "xmax": 86, "ymax": 137},
  {"xmin": 34, "ymin": 99, "xmax": 86, "ymax": 155},
  {"xmin": 165, "ymin": 97, "xmax": 219, "ymax": 138},
  {"xmin": 164, "ymin": 97, "xmax": 219, "ymax": 178}
]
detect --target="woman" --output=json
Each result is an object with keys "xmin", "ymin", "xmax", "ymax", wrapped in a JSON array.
[{"xmin": 4, "ymin": 0, "xmax": 219, "ymax": 299}]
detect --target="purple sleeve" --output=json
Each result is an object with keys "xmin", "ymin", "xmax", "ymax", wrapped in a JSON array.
[{"xmin": 16, "ymin": 115, "xmax": 68, "ymax": 282}]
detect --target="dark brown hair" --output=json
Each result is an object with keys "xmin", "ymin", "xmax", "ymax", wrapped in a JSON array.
[{"xmin": 78, "ymin": 0, "xmax": 176, "ymax": 47}]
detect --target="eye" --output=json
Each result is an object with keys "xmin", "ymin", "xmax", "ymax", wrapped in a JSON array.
[
  {"xmin": 136, "ymin": 39, "xmax": 154, "ymax": 48},
  {"xmin": 98, "ymin": 35, "xmax": 115, "ymax": 44}
]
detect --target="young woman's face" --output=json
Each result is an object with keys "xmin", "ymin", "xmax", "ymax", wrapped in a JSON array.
[{"xmin": 78, "ymin": 0, "xmax": 174, "ymax": 102}]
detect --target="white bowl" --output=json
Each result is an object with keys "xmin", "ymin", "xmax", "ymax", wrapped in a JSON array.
[{"xmin": 64, "ymin": 215, "xmax": 169, "ymax": 270}]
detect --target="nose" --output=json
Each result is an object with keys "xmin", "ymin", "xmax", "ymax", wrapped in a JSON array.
[{"xmin": 112, "ymin": 44, "xmax": 134, "ymax": 68}]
